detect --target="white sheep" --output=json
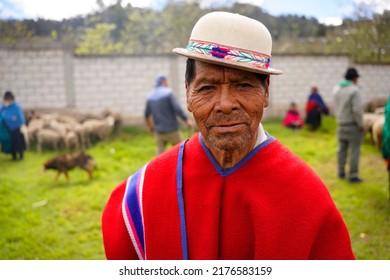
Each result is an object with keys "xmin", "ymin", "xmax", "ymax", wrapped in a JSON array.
[
  {"xmin": 26, "ymin": 117, "xmax": 44, "ymax": 147},
  {"xmin": 363, "ymin": 113, "xmax": 383, "ymax": 144},
  {"xmin": 36, "ymin": 129, "xmax": 62, "ymax": 153},
  {"xmin": 372, "ymin": 116, "xmax": 385, "ymax": 150},
  {"xmin": 82, "ymin": 115, "xmax": 115, "ymax": 147},
  {"xmin": 64, "ymin": 130, "xmax": 80, "ymax": 152},
  {"xmin": 48, "ymin": 119, "xmax": 67, "ymax": 138},
  {"xmin": 57, "ymin": 115, "xmax": 78, "ymax": 124},
  {"xmin": 374, "ymin": 107, "xmax": 385, "ymax": 114},
  {"xmin": 65, "ymin": 122, "xmax": 88, "ymax": 150},
  {"xmin": 26, "ymin": 110, "xmax": 120, "ymax": 151},
  {"xmin": 73, "ymin": 123, "xmax": 88, "ymax": 150}
]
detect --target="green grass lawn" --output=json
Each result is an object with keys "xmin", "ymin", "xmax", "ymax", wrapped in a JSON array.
[{"xmin": 0, "ymin": 118, "xmax": 389, "ymax": 260}]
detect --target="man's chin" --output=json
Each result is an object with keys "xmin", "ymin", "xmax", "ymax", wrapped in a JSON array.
[{"xmin": 207, "ymin": 133, "xmax": 251, "ymax": 151}]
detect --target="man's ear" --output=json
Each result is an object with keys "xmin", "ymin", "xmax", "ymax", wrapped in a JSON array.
[
  {"xmin": 185, "ymin": 82, "xmax": 193, "ymax": 112},
  {"xmin": 263, "ymin": 76, "xmax": 270, "ymax": 108}
]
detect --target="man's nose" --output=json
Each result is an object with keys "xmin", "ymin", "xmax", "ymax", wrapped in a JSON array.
[{"xmin": 216, "ymin": 85, "xmax": 239, "ymax": 114}]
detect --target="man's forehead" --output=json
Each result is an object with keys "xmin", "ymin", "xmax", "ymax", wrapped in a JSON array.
[{"xmin": 194, "ymin": 60, "xmax": 259, "ymax": 81}]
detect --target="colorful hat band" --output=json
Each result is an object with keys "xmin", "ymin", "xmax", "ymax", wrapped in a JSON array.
[{"xmin": 185, "ymin": 39, "xmax": 271, "ymax": 70}]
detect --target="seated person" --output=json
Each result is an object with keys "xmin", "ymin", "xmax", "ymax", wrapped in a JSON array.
[{"xmin": 283, "ymin": 102, "xmax": 304, "ymax": 129}]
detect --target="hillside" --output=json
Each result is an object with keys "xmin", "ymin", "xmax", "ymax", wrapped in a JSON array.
[{"xmin": 0, "ymin": 1, "xmax": 389, "ymax": 63}]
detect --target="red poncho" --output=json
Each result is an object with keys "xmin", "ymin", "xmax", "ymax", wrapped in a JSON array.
[{"xmin": 102, "ymin": 133, "xmax": 355, "ymax": 260}]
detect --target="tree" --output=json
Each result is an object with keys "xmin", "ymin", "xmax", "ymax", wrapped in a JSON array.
[
  {"xmin": 100, "ymin": 1, "xmax": 129, "ymax": 40},
  {"xmin": 119, "ymin": 7, "xmax": 163, "ymax": 54},
  {"xmin": 0, "ymin": 20, "xmax": 32, "ymax": 43},
  {"xmin": 161, "ymin": 1, "xmax": 206, "ymax": 52},
  {"xmin": 75, "ymin": 23, "xmax": 124, "ymax": 55},
  {"xmin": 0, "ymin": 0, "xmax": 388, "ymax": 62},
  {"xmin": 327, "ymin": 2, "xmax": 390, "ymax": 63}
]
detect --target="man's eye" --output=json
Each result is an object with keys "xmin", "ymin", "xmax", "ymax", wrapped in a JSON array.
[
  {"xmin": 199, "ymin": 86, "xmax": 215, "ymax": 92},
  {"xmin": 237, "ymin": 83, "xmax": 252, "ymax": 89}
]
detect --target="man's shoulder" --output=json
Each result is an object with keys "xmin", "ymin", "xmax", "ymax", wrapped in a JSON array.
[
  {"xmin": 255, "ymin": 139, "xmax": 331, "ymax": 203},
  {"xmin": 334, "ymin": 84, "xmax": 359, "ymax": 97},
  {"xmin": 145, "ymin": 143, "xmax": 182, "ymax": 173},
  {"xmin": 147, "ymin": 87, "xmax": 172, "ymax": 100},
  {"xmin": 258, "ymin": 139, "xmax": 322, "ymax": 178},
  {"xmin": 350, "ymin": 84, "xmax": 361, "ymax": 94},
  {"xmin": 147, "ymin": 135, "xmax": 200, "ymax": 171},
  {"xmin": 345, "ymin": 83, "xmax": 360, "ymax": 92}
]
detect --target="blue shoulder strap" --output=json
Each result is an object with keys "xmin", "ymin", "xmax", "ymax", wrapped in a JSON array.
[{"xmin": 176, "ymin": 140, "xmax": 189, "ymax": 260}]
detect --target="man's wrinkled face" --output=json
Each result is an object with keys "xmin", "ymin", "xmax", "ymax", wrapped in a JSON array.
[{"xmin": 186, "ymin": 61, "xmax": 269, "ymax": 152}]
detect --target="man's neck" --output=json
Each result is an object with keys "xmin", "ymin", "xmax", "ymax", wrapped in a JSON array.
[{"xmin": 211, "ymin": 143, "xmax": 255, "ymax": 169}]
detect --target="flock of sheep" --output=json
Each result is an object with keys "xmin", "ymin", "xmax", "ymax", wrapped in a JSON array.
[
  {"xmin": 22, "ymin": 110, "xmax": 121, "ymax": 153},
  {"xmin": 20, "ymin": 96, "xmax": 387, "ymax": 154},
  {"xmin": 363, "ymin": 97, "xmax": 388, "ymax": 151}
]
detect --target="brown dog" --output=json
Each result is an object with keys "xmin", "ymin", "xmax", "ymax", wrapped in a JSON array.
[{"xmin": 44, "ymin": 151, "xmax": 97, "ymax": 181}]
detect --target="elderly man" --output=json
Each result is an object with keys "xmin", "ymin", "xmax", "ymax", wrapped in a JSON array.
[{"xmin": 102, "ymin": 11, "xmax": 355, "ymax": 260}]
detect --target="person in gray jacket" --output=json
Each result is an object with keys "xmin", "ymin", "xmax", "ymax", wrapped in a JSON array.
[
  {"xmin": 333, "ymin": 67, "xmax": 363, "ymax": 183},
  {"xmin": 145, "ymin": 75, "xmax": 193, "ymax": 155}
]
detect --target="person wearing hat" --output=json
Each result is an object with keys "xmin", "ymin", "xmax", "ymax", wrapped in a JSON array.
[
  {"xmin": 145, "ymin": 75, "xmax": 194, "ymax": 155},
  {"xmin": 0, "ymin": 91, "xmax": 26, "ymax": 160},
  {"xmin": 333, "ymin": 67, "xmax": 363, "ymax": 183},
  {"xmin": 102, "ymin": 12, "xmax": 355, "ymax": 260}
]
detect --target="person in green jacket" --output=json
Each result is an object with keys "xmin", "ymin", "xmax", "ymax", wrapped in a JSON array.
[
  {"xmin": 333, "ymin": 67, "xmax": 364, "ymax": 183},
  {"xmin": 382, "ymin": 96, "xmax": 390, "ymax": 199}
]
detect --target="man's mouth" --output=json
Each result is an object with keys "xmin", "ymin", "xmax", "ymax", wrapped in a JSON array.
[{"xmin": 210, "ymin": 123, "xmax": 246, "ymax": 133}]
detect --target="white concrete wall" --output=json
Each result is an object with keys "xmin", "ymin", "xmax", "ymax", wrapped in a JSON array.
[
  {"xmin": 1, "ymin": 43, "xmax": 389, "ymax": 125},
  {"xmin": 267, "ymin": 55, "xmax": 390, "ymax": 117},
  {"xmin": 74, "ymin": 56, "xmax": 167, "ymax": 115},
  {"xmin": 0, "ymin": 46, "xmax": 67, "ymax": 109}
]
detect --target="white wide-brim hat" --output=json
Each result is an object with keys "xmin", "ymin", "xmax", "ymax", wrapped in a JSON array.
[{"xmin": 173, "ymin": 11, "xmax": 282, "ymax": 75}]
